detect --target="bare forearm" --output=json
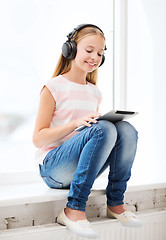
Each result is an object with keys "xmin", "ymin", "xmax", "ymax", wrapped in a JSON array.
[
  {"xmin": 33, "ymin": 121, "xmax": 77, "ymax": 148},
  {"xmin": 33, "ymin": 112, "xmax": 101, "ymax": 148}
]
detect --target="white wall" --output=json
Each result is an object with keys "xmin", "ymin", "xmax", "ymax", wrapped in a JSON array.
[{"xmin": 126, "ymin": 0, "xmax": 166, "ymax": 184}]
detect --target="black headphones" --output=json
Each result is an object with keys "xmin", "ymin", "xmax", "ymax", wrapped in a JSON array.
[{"xmin": 62, "ymin": 24, "xmax": 106, "ymax": 67}]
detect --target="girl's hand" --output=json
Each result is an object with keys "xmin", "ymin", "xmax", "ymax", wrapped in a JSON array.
[{"xmin": 74, "ymin": 113, "xmax": 101, "ymax": 128}]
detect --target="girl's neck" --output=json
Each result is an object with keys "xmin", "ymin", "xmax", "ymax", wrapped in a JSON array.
[{"xmin": 62, "ymin": 68, "xmax": 87, "ymax": 85}]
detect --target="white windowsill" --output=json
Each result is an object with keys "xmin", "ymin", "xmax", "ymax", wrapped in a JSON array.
[{"xmin": 0, "ymin": 171, "xmax": 166, "ymax": 208}]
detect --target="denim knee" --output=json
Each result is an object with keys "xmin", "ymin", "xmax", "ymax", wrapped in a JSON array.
[
  {"xmin": 114, "ymin": 121, "xmax": 138, "ymax": 143},
  {"xmin": 114, "ymin": 121, "xmax": 138, "ymax": 165},
  {"xmin": 94, "ymin": 120, "xmax": 118, "ymax": 144}
]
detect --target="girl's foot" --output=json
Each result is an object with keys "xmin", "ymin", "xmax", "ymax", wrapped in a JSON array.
[
  {"xmin": 57, "ymin": 208, "xmax": 98, "ymax": 239},
  {"xmin": 107, "ymin": 205, "xmax": 142, "ymax": 228},
  {"xmin": 64, "ymin": 207, "xmax": 87, "ymax": 222},
  {"xmin": 107, "ymin": 204, "xmax": 127, "ymax": 214}
]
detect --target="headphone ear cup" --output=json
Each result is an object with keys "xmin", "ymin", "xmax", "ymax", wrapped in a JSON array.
[
  {"xmin": 68, "ymin": 41, "xmax": 77, "ymax": 59},
  {"xmin": 62, "ymin": 40, "xmax": 77, "ymax": 60},
  {"xmin": 98, "ymin": 54, "xmax": 105, "ymax": 67},
  {"xmin": 62, "ymin": 41, "xmax": 71, "ymax": 58}
]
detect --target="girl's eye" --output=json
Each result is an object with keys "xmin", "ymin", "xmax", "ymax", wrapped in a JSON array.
[
  {"xmin": 86, "ymin": 49, "xmax": 103, "ymax": 57},
  {"xmin": 86, "ymin": 50, "xmax": 92, "ymax": 53}
]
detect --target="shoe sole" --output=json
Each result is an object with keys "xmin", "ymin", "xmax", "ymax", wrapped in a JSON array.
[{"xmin": 57, "ymin": 217, "xmax": 66, "ymax": 226}]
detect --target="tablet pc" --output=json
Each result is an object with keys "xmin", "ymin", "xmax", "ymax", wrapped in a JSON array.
[{"xmin": 75, "ymin": 110, "xmax": 138, "ymax": 131}]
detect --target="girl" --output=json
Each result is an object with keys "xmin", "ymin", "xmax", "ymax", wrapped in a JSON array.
[{"xmin": 33, "ymin": 24, "xmax": 142, "ymax": 239}]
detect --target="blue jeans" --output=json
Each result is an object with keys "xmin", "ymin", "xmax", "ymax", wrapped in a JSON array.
[{"xmin": 40, "ymin": 120, "xmax": 138, "ymax": 212}]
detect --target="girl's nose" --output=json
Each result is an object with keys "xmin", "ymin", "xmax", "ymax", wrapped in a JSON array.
[{"xmin": 90, "ymin": 52, "xmax": 97, "ymax": 60}]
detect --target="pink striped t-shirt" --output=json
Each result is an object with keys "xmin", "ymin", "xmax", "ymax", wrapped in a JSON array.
[{"xmin": 36, "ymin": 74, "xmax": 102, "ymax": 164}]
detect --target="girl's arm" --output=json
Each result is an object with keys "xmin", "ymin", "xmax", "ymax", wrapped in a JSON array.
[{"xmin": 33, "ymin": 87, "xmax": 100, "ymax": 148}]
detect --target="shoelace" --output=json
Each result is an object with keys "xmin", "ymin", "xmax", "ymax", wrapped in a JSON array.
[
  {"xmin": 123, "ymin": 211, "xmax": 136, "ymax": 218},
  {"xmin": 77, "ymin": 220, "xmax": 91, "ymax": 228}
]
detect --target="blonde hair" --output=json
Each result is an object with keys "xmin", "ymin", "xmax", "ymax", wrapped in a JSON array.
[{"xmin": 52, "ymin": 26, "xmax": 105, "ymax": 85}]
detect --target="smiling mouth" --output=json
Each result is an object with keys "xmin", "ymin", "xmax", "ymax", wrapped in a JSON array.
[{"xmin": 86, "ymin": 61, "xmax": 96, "ymax": 67}]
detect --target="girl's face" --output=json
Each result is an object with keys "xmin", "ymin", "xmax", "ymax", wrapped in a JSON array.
[{"xmin": 73, "ymin": 34, "xmax": 105, "ymax": 73}]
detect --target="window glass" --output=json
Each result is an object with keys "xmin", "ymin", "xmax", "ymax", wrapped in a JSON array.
[
  {"xmin": 0, "ymin": 0, "xmax": 113, "ymax": 173},
  {"xmin": 126, "ymin": 0, "xmax": 166, "ymax": 184}
]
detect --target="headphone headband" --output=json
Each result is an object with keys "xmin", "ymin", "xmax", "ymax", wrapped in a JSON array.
[{"xmin": 67, "ymin": 24, "xmax": 104, "ymax": 40}]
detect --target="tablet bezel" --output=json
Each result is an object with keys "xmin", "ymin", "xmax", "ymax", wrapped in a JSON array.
[{"xmin": 75, "ymin": 110, "xmax": 138, "ymax": 132}]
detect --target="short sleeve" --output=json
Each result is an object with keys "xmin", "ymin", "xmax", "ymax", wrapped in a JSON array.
[{"xmin": 45, "ymin": 78, "xmax": 57, "ymax": 103}]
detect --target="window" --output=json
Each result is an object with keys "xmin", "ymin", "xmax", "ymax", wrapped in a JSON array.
[
  {"xmin": 114, "ymin": 0, "xmax": 166, "ymax": 185},
  {"xmin": 1, "ymin": 0, "xmax": 165, "ymax": 186},
  {"xmin": 0, "ymin": 0, "xmax": 113, "ymax": 179}
]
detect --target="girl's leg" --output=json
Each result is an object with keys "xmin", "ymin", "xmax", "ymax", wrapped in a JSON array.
[
  {"xmin": 40, "ymin": 120, "xmax": 118, "ymax": 212},
  {"xmin": 66, "ymin": 121, "xmax": 118, "ymax": 212},
  {"xmin": 97, "ymin": 121, "xmax": 138, "ymax": 209}
]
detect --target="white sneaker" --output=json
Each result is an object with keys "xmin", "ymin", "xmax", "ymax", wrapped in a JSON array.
[
  {"xmin": 57, "ymin": 209, "xmax": 98, "ymax": 239},
  {"xmin": 107, "ymin": 207, "xmax": 143, "ymax": 227}
]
